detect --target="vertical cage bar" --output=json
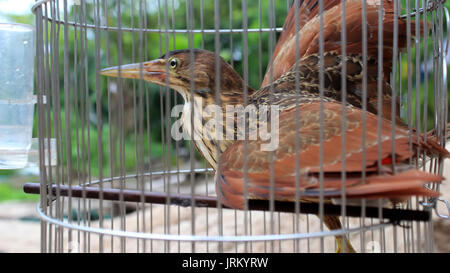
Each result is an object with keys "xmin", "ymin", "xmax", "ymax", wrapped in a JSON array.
[
  {"xmin": 318, "ymin": 0, "xmax": 325, "ymax": 253},
  {"xmin": 340, "ymin": 0, "xmax": 349, "ymax": 253}
]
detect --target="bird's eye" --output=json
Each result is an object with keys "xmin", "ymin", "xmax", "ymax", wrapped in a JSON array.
[{"xmin": 169, "ymin": 58, "xmax": 178, "ymax": 69}]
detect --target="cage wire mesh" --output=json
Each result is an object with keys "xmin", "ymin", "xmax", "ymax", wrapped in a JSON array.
[{"xmin": 28, "ymin": 0, "xmax": 449, "ymax": 253}]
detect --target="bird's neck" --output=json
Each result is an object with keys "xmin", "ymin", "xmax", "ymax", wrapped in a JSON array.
[{"xmin": 179, "ymin": 85, "xmax": 255, "ymax": 170}]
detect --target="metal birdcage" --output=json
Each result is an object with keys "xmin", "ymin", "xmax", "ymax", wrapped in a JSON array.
[{"xmin": 25, "ymin": 0, "xmax": 449, "ymax": 253}]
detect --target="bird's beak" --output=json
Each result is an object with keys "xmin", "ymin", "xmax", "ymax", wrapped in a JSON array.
[{"xmin": 100, "ymin": 59, "xmax": 167, "ymax": 82}]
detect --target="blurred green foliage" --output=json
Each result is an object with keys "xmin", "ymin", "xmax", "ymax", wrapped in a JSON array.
[{"xmin": 0, "ymin": 182, "xmax": 39, "ymax": 202}]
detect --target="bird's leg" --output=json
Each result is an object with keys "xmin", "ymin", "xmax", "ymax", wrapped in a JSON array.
[{"xmin": 322, "ymin": 215, "xmax": 356, "ymax": 253}]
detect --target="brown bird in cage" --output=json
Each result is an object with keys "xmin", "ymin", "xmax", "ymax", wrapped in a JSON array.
[
  {"xmin": 101, "ymin": 49, "xmax": 448, "ymax": 253},
  {"xmin": 100, "ymin": 1, "xmax": 447, "ymax": 253}
]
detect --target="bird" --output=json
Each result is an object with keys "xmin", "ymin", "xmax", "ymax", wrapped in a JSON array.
[{"xmin": 101, "ymin": 49, "xmax": 448, "ymax": 253}]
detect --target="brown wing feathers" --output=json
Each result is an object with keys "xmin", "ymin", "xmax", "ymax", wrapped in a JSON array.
[
  {"xmin": 215, "ymin": 0, "xmax": 445, "ymax": 210},
  {"xmin": 266, "ymin": 0, "xmax": 342, "ymax": 83},
  {"xmin": 263, "ymin": 0, "xmax": 418, "ymax": 87},
  {"xmin": 218, "ymin": 102, "xmax": 446, "ymax": 209}
]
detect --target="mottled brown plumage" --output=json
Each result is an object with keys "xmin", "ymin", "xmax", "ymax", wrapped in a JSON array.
[
  {"xmin": 99, "ymin": 1, "xmax": 439, "ymax": 255},
  {"xmin": 253, "ymin": 0, "xmax": 414, "ymax": 252},
  {"xmin": 101, "ymin": 49, "xmax": 447, "ymax": 254},
  {"xmin": 98, "ymin": 1, "xmax": 442, "ymax": 256},
  {"xmin": 263, "ymin": 0, "xmax": 420, "ymax": 122}
]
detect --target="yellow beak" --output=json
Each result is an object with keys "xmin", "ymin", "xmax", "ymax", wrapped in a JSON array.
[{"xmin": 100, "ymin": 59, "xmax": 167, "ymax": 82}]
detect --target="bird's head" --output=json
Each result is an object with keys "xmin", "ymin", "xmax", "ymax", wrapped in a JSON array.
[{"xmin": 101, "ymin": 49, "xmax": 253, "ymax": 105}]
